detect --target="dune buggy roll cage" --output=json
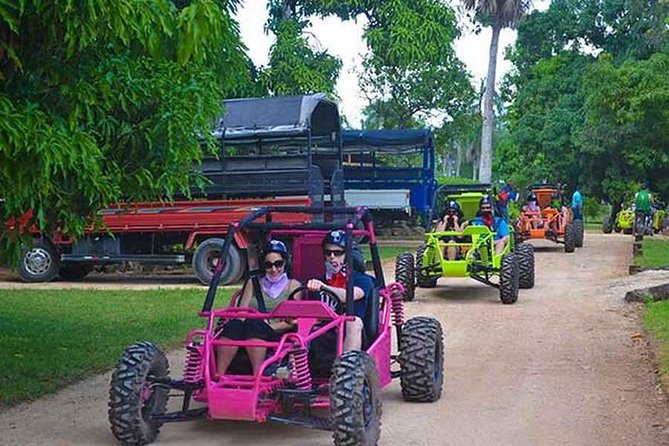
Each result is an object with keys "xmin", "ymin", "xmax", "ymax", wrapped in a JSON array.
[
  {"xmin": 428, "ymin": 183, "xmax": 492, "ymax": 222},
  {"xmin": 202, "ymin": 206, "xmax": 385, "ymax": 316}
]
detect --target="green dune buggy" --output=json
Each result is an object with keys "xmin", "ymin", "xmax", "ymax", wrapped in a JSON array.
[
  {"xmin": 602, "ymin": 205, "xmax": 634, "ymax": 234},
  {"xmin": 395, "ymin": 184, "xmax": 535, "ymax": 304}
]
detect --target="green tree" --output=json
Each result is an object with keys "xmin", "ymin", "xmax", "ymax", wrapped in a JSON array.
[
  {"xmin": 0, "ymin": 0, "xmax": 248, "ymax": 260},
  {"xmin": 260, "ymin": 1, "xmax": 342, "ymax": 95},
  {"xmin": 462, "ymin": 0, "xmax": 533, "ymax": 183}
]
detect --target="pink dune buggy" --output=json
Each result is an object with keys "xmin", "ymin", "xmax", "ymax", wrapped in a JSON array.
[{"xmin": 108, "ymin": 206, "xmax": 444, "ymax": 445}]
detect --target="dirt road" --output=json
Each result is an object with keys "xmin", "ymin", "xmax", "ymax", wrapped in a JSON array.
[{"xmin": 2, "ymin": 233, "xmax": 669, "ymax": 445}]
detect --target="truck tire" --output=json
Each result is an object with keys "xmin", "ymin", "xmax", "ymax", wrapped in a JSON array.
[
  {"xmin": 516, "ymin": 243, "xmax": 535, "ymax": 289},
  {"xmin": 59, "ymin": 264, "xmax": 93, "ymax": 281},
  {"xmin": 18, "ymin": 238, "xmax": 60, "ymax": 282},
  {"xmin": 399, "ymin": 316, "xmax": 444, "ymax": 402},
  {"xmin": 499, "ymin": 253, "xmax": 519, "ymax": 304},
  {"xmin": 564, "ymin": 224, "xmax": 575, "ymax": 253},
  {"xmin": 108, "ymin": 341, "xmax": 169, "ymax": 446},
  {"xmin": 330, "ymin": 351, "xmax": 381, "ymax": 446},
  {"xmin": 395, "ymin": 253, "xmax": 415, "ymax": 301},
  {"xmin": 415, "ymin": 244, "xmax": 438, "ymax": 288},
  {"xmin": 573, "ymin": 220, "xmax": 584, "ymax": 248},
  {"xmin": 192, "ymin": 238, "xmax": 244, "ymax": 285}
]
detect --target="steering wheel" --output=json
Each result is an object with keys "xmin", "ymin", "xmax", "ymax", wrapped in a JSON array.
[{"xmin": 286, "ymin": 285, "xmax": 340, "ymax": 303}]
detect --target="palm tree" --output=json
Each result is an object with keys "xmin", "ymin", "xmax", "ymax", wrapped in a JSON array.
[{"xmin": 462, "ymin": 0, "xmax": 532, "ymax": 183}]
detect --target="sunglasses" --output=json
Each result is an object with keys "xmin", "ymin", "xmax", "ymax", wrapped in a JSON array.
[
  {"xmin": 323, "ymin": 249, "xmax": 345, "ymax": 257},
  {"xmin": 263, "ymin": 259, "xmax": 285, "ymax": 269}
]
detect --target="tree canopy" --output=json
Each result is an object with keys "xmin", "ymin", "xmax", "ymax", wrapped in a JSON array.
[{"xmin": 0, "ymin": 0, "xmax": 249, "ymax": 259}]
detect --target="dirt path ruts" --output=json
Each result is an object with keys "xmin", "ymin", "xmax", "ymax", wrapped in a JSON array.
[{"xmin": 1, "ymin": 233, "xmax": 669, "ymax": 445}]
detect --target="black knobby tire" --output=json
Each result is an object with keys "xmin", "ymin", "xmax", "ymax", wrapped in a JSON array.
[
  {"xmin": 602, "ymin": 219, "xmax": 612, "ymax": 234},
  {"xmin": 515, "ymin": 243, "xmax": 535, "ymax": 289},
  {"xmin": 499, "ymin": 253, "xmax": 519, "ymax": 304},
  {"xmin": 108, "ymin": 341, "xmax": 170, "ymax": 446},
  {"xmin": 394, "ymin": 253, "xmax": 415, "ymax": 301},
  {"xmin": 59, "ymin": 264, "xmax": 93, "ymax": 281},
  {"xmin": 192, "ymin": 238, "xmax": 244, "ymax": 285},
  {"xmin": 573, "ymin": 219, "xmax": 584, "ymax": 248},
  {"xmin": 330, "ymin": 351, "xmax": 382, "ymax": 446},
  {"xmin": 18, "ymin": 238, "xmax": 60, "ymax": 282},
  {"xmin": 564, "ymin": 224, "xmax": 575, "ymax": 253},
  {"xmin": 614, "ymin": 223, "xmax": 622, "ymax": 233},
  {"xmin": 398, "ymin": 316, "xmax": 444, "ymax": 402},
  {"xmin": 415, "ymin": 244, "xmax": 437, "ymax": 288}
]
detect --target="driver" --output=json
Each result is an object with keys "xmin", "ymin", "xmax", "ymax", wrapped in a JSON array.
[
  {"xmin": 306, "ymin": 230, "xmax": 374, "ymax": 351},
  {"xmin": 215, "ymin": 240, "xmax": 301, "ymax": 376}
]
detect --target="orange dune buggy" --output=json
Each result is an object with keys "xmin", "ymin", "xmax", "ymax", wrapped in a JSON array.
[{"xmin": 514, "ymin": 183, "xmax": 583, "ymax": 252}]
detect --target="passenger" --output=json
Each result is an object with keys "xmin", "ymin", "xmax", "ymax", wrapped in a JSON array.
[
  {"xmin": 435, "ymin": 199, "xmax": 468, "ymax": 260},
  {"xmin": 471, "ymin": 196, "xmax": 510, "ymax": 255},
  {"xmin": 523, "ymin": 192, "xmax": 542, "ymax": 229},
  {"xmin": 306, "ymin": 230, "xmax": 374, "ymax": 351},
  {"xmin": 216, "ymin": 240, "xmax": 301, "ymax": 376}
]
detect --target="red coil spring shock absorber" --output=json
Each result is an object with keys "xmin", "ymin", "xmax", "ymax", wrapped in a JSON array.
[
  {"xmin": 289, "ymin": 348, "xmax": 312, "ymax": 390},
  {"xmin": 183, "ymin": 344, "xmax": 203, "ymax": 384}
]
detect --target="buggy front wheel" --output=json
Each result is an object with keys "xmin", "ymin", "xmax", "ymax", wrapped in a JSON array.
[
  {"xmin": 108, "ymin": 341, "xmax": 170, "ymax": 446},
  {"xmin": 416, "ymin": 244, "xmax": 438, "ymax": 288},
  {"xmin": 330, "ymin": 351, "xmax": 381, "ymax": 446},
  {"xmin": 399, "ymin": 316, "xmax": 444, "ymax": 402},
  {"xmin": 516, "ymin": 243, "xmax": 535, "ymax": 289},
  {"xmin": 499, "ymin": 253, "xmax": 519, "ymax": 304}
]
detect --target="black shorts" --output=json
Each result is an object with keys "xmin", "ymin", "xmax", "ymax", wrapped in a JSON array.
[{"xmin": 218, "ymin": 318, "xmax": 281, "ymax": 342}]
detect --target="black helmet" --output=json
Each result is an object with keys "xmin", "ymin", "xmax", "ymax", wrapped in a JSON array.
[
  {"xmin": 445, "ymin": 200, "xmax": 461, "ymax": 213},
  {"xmin": 479, "ymin": 195, "xmax": 493, "ymax": 207},
  {"xmin": 527, "ymin": 192, "xmax": 537, "ymax": 201},
  {"xmin": 322, "ymin": 230, "xmax": 346, "ymax": 248},
  {"xmin": 263, "ymin": 239, "xmax": 288, "ymax": 260}
]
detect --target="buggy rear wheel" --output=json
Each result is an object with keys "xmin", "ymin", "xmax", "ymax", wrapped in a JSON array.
[
  {"xmin": 395, "ymin": 253, "xmax": 415, "ymax": 301},
  {"xmin": 573, "ymin": 220, "xmax": 584, "ymax": 247},
  {"xmin": 516, "ymin": 243, "xmax": 535, "ymax": 289},
  {"xmin": 602, "ymin": 219, "xmax": 612, "ymax": 234},
  {"xmin": 192, "ymin": 238, "xmax": 244, "ymax": 285},
  {"xmin": 330, "ymin": 351, "xmax": 381, "ymax": 446},
  {"xmin": 564, "ymin": 224, "xmax": 575, "ymax": 253},
  {"xmin": 399, "ymin": 316, "xmax": 444, "ymax": 402},
  {"xmin": 416, "ymin": 244, "xmax": 438, "ymax": 288},
  {"xmin": 499, "ymin": 253, "xmax": 519, "ymax": 304},
  {"xmin": 108, "ymin": 341, "xmax": 169, "ymax": 446}
]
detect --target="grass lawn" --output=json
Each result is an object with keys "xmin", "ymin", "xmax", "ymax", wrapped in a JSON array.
[
  {"xmin": 634, "ymin": 238, "xmax": 669, "ymax": 269},
  {"xmin": 0, "ymin": 288, "xmax": 232, "ymax": 407},
  {"xmin": 645, "ymin": 300, "xmax": 669, "ymax": 384},
  {"xmin": 371, "ymin": 245, "xmax": 417, "ymax": 261}
]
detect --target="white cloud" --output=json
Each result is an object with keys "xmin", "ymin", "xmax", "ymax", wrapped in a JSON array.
[{"xmin": 235, "ymin": 0, "xmax": 551, "ymax": 127}]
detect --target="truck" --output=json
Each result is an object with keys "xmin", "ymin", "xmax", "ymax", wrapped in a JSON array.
[
  {"xmin": 15, "ymin": 94, "xmax": 344, "ymax": 284},
  {"xmin": 342, "ymin": 129, "xmax": 437, "ymax": 227}
]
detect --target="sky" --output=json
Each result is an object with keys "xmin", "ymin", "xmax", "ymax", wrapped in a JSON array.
[{"xmin": 235, "ymin": 1, "xmax": 550, "ymax": 126}]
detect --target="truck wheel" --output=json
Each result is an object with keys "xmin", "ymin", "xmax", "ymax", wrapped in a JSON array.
[
  {"xmin": 499, "ymin": 253, "xmax": 519, "ymax": 304},
  {"xmin": 602, "ymin": 219, "xmax": 612, "ymax": 234},
  {"xmin": 395, "ymin": 253, "xmax": 415, "ymax": 301},
  {"xmin": 192, "ymin": 238, "xmax": 244, "ymax": 285},
  {"xmin": 564, "ymin": 224, "xmax": 575, "ymax": 252},
  {"xmin": 573, "ymin": 220, "xmax": 584, "ymax": 248},
  {"xmin": 399, "ymin": 316, "xmax": 444, "ymax": 402},
  {"xmin": 59, "ymin": 264, "xmax": 93, "ymax": 281},
  {"xmin": 416, "ymin": 244, "xmax": 437, "ymax": 288},
  {"xmin": 18, "ymin": 239, "xmax": 60, "ymax": 282},
  {"xmin": 330, "ymin": 351, "xmax": 381, "ymax": 446},
  {"xmin": 108, "ymin": 341, "xmax": 169, "ymax": 446},
  {"xmin": 516, "ymin": 243, "xmax": 535, "ymax": 289}
]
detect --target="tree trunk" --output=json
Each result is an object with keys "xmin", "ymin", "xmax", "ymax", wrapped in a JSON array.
[
  {"xmin": 479, "ymin": 18, "xmax": 502, "ymax": 184},
  {"xmin": 455, "ymin": 142, "xmax": 462, "ymax": 177}
]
